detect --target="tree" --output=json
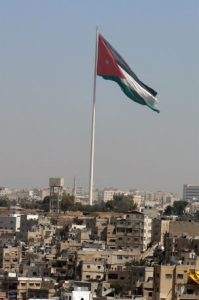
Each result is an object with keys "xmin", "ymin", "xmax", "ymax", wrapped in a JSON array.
[
  {"xmin": 0, "ymin": 197, "xmax": 9, "ymax": 207},
  {"xmin": 107, "ymin": 194, "xmax": 137, "ymax": 212},
  {"xmin": 41, "ymin": 196, "xmax": 50, "ymax": 211},
  {"xmin": 60, "ymin": 193, "xmax": 74, "ymax": 212},
  {"xmin": 173, "ymin": 200, "xmax": 188, "ymax": 215},
  {"xmin": 164, "ymin": 200, "xmax": 188, "ymax": 216},
  {"xmin": 164, "ymin": 205, "xmax": 173, "ymax": 216}
]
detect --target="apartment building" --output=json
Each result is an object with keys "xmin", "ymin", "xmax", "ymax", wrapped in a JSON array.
[
  {"xmin": 102, "ymin": 189, "xmax": 127, "ymax": 202},
  {"xmin": 105, "ymin": 265, "xmax": 153, "ymax": 298},
  {"xmin": 133, "ymin": 266, "xmax": 154, "ymax": 299},
  {"xmin": 153, "ymin": 259, "xmax": 199, "ymax": 300},
  {"xmin": 164, "ymin": 233, "xmax": 199, "ymax": 262},
  {"xmin": 115, "ymin": 211, "xmax": 152, "ymax": 251},
  {"xmin": 0, "ymin": 215, "xmax": 21, "ymax": 232},
  {"xmin": 105, "ymin": 224, "xmax": 117, "ymax": 249},
  {"xmin": 81, "ymin": 260, "xmax": 106, "ymax": 282},
  {"xmin": 0, "ymin": 246, "xmax": 22, "ymax": 272},
  {"xmin": 17, "ymin": 277, "xmax": 55, "ymax": 300},
  {"xmin": 90, "ymin": 216, "xmax": 109, "ymax": 241}
]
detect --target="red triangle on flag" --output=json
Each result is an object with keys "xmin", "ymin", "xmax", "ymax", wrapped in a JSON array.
[{"xmin": 97, "ymin": 35, "xmax": 125, "ymax": 79}]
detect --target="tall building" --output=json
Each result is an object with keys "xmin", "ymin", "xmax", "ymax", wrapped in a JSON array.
[
  {"xmin": 183, "ymin": 184, "xmax": 199, "ymax": 202},
  {"xmin": 115, "ymin": 211, "xmax": 152, "ymax": 251}
]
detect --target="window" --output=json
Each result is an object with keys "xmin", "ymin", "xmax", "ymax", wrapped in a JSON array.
[
  {"xmin": 97, "ymin": 266, "xmax": 101, "ymax": 269},
  {"xmin": 165, "ymin": 274, "xmax": 172, "ymax": 279},
  {"xmin": 86, "ymin": 275, "xmax": 90, "ymax": 279},
  {"xmin": 108, "ymin": 273, "xmax": 118, "ymax": 279},
  {"xmin": 21, "ymin": 283, "xmax": 26, "ymax": 286},
  {"xmin": 148, "ymin": 292, "xmax": 152, "ymax": 297},
  {"xmin": 177, "ymin": 274, "xmax": 183, "ymax": 279},
  {"xmin": 87, "ymin": 265, "xmax": 90, "ymax": 268}
]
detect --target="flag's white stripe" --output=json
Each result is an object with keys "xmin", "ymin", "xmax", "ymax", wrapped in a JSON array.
[{"xmin": 118, "ymin": 66, "xmax": 159, "ymax": 106}]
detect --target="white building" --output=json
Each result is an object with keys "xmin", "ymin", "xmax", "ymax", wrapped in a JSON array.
[
  {"xmin": 183, "ymin": 184, "xmax": 199, "ymax": 202},
  {"xmin": 62, "ymin": 287, "xmax": 93, "ymax": 300},
  {"xmin": 102, "ymin": 189, "xmax": 128, "ymax": 202}
]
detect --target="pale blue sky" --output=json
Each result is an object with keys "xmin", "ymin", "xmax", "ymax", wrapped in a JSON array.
[{"xmin": 0, "ymin": 0, "xmax": 198, "ymax": 195}]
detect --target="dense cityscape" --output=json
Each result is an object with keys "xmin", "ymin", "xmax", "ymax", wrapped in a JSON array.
[
  {"xmin": 0, "ymin": 179, "xmax": 199, "ymax": 299},
  {"xmin": 1, "ymin": 1, "xmax": 198, "ymax": 299}
]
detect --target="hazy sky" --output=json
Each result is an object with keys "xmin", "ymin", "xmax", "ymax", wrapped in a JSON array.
[{"xmin": 0, "ymin": 1, "xmax": 198, "ymax": 195}]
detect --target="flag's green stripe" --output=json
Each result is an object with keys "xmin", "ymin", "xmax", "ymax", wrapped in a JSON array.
[{"xmin": 102, "ymin": 76, "xmax": 160, "ymax": 113}]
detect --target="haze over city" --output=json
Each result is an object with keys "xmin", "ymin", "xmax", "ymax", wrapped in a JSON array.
[{"xmin": 0, "ymin": 0, "xmax": 198, "ymax": 194}]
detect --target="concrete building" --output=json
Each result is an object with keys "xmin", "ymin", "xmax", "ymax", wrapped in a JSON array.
[
  {"xmin": 164, "ymin": 233, "xmax": 199, "ymax": 261},
  {"xmin": 0, "ymin": 246, "xmax": 22, "ymax": 272},
  {"xmin": 183, "ymin": 184, "xmax": 199, "ymax": 202},
  {"xmin": 81, "ymin": 260, "xmax": 105, "ymax": 282},
  {"xmin": 102, "ymin": 189, "xmax": 119, "ymax": 202},
  {"xmin": 17, "ymin": 277, "xmax": 55, "ymax": 300},
  {"xmin": 102, "ymin": 188, "xmax": 129, "ymax": 202},
  {"xmin": 61, "ymin": 287, "xmax": 93, "ymax": 300},
  {"xmin": 169, "ymin": 221, "xmax": 199, "ymax": 237},
  {"xmin": 0, "ymin": 215, "xmax": 21, "ymax": 232},
  {"xmin": 115, "ymin": 211, "xmax": 152, "ymax": 251},
  {"xmin": 152, "ymin": 218, "xmax": 170, "ymax": 245},
  {"xmin": 153, "ymin": 259, "xmax": 199, "ymax": 300}
]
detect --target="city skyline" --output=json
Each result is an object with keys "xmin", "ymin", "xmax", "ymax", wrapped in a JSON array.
[{"xmin": 0, "ymin": 1, "xmax": 198, "ymax": 195}]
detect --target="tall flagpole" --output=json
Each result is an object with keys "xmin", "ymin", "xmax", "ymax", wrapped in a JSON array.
[{"xmin": 89, "ymin": 27, "xmax": 99, "ymax": 206}]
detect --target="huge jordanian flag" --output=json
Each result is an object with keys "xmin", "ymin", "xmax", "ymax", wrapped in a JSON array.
[{"xmin": 97, "ymin": 34, "xmax": 159, "ymax": 113}]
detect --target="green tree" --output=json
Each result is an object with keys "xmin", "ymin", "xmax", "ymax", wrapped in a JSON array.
[
  {"xmin": 173, "ymin": 200, "xmax": 188, "ymax": 215},
  {"xmin": 164, "ymin": 201, "xmax": 188, "ymax": 216},
  {"xmin": 41, "ymin": 196, "xmax": 50, "ymax": 211},
  {"xmin": 107, "ymin": 194, "xmax": 137, "ymax": 212},
  {"xmin": 164, "ymin": 205, "xmax": 173, "ymax": 216},
  {"xmin": 60, "ymin": 193, "xmax": 74, "ymax": 212},
  {"xmin": 0, "ymin": 197, "xmax": 9, "ymax": 207}
]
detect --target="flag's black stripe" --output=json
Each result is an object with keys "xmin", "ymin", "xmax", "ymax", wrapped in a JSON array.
[{"xmin": 103, "ymin": 36, "xmax": 157, "ymax": 97}]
